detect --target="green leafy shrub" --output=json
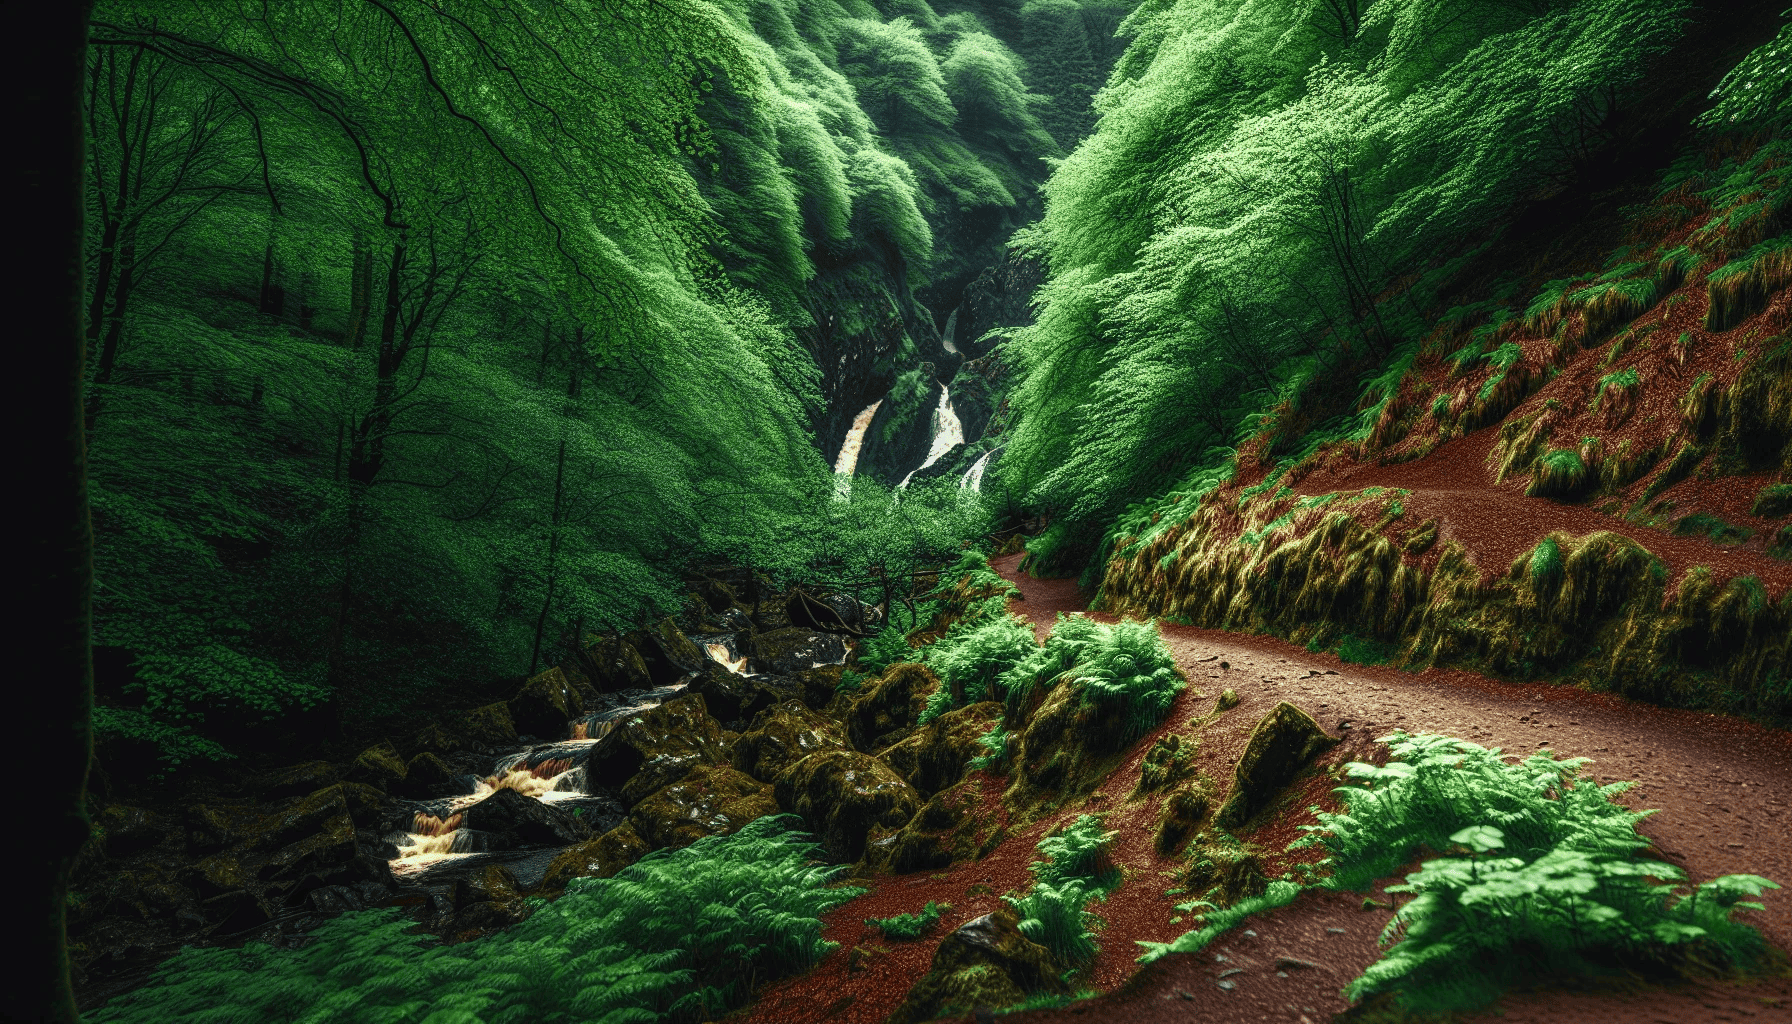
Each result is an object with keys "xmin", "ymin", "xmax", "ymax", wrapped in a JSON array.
[
  {"xmin": 918, "ymin": 612, "xmax": 1040, "ymax": 724},
  {"xmin": 1527, "ymin": 448, "xmax": 1588, "ymax": 497},
  {"xmin": 997, "ymin": 613, "xmax": 1107, "ymax": 720},
  {"xmin": 1591, "ymin": 366, "xmax": 1641, "ymax": 411},
  {"xmin": 1335, "ymin": 634, "xmax": 1399, "ymax": 666},
  {"xmin": 1752, "ymin": 483, "xmax": 1792, "ymax": 519},
  {"xmin": 1003, "ymin": 815, "xmax": 1120, "ymax": 969},
  {"xmin": 868, "ymin": 900, "xmax": 952, "ymax": 940},
  {"xmin": 1066, "ymin": 619, "xmax": 1184, "ymax": 744},
  {"xmin": 88, "ymin": 816, "xmax": 860, "ymax": 1023},
  {"xmin": 1287, "ymin": 732, "xmax": 1780, "ymax": 1014},
  {"xmin": 858, "ymin": 598, "xmax": 944, "ymax": 675}
]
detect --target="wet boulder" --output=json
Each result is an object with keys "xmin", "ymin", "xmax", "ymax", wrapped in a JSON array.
[
  {"xmin": 773, "ymin": 749, "xmax": 921, "ymax": 863},
  {"xmin": 460, "ymin": 787, "xmax": 589, "ymax": 847},
  {"xmin": 629, "ymin": 764, "xmax": 778, "ymax": 850},
  {"xmin": 398, "ymin": 751, "xmax": 455, "ymax": 799},
  {"xmin": 686, "ymin": 659, "xmax": 770, "ymax": 723},
  {"xmin": 751, "ymin": 596, "xmax": 793, "ymax": 632},
  {"xmin": 1213, "ymin": 701, "xmax": 1338, "ymax": 829},
  {"xmin": 634, "ymin": 617, "xmax": 707, "ymax": 685},
  {"xmin": 847, "ymin": 662, "xmax": 942, "ymax": 752},
  {"xmin": 584, "ymin": 694, "xmax": 733, "ymax": 804},
  {"xmin": 412, "ymin": 702, "xmax": 517, "ymax": 756},
  {"xmin": 732, "ymin": 700, "xmax": 850, "ymax": 783},
  {"xmin": 347, "ymin": 741, "xmax": 407, "ymax": 792},
  {"xmin": 509, "ymin": 666, "xmax": 583, "ymax": 739},
  {"xmin": 1153, "ymin": 782, "xmax": 1210, "ymax": 856},
  {"xmin": 879, "ymin": 701, "xmax": 1002, "ymax": 798},
  {"xmin": 584, "ymin": 634, "xmax": 654, "ymax": 691},
  {"xmin": 887, "ymin": 906, "xmax": 1069, "ymax": 1024},
  {"xmin": 539, "ymin": 821, "xmax": 652, "ymax": 890},
  {"xmin": 751, "ymin": 627, "xmax": 849, "ymax": 676}
]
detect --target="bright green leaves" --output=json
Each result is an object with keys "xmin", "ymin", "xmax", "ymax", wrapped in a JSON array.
[{"xmin": 1005, "ymin": 814, "xmax": 1121, "ymax": 968}]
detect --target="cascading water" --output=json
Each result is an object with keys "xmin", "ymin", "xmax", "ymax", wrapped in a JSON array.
[
  {"xmin": 897, "ymin": 386, "xmax": 963, "ymax": 488},
  {"xmin": 941, "ymin": 306, "xmax": 960, "ymax": 356},
  {"xmin": 833, "ymin": 399, "xmax": 883, "ymax": 476},
  {"xmin": 959, "ymin": 445, "xmax": 999, "ymax": 492}
]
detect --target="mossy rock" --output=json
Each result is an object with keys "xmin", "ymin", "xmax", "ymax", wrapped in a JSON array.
[
  {"xmin": 1213, "ymin": 702, "xmax": 1337, "ymax": 829},
  {"xmin": 886, "ymin": 906, "xmax": 1070, "ymax": 1024},
  {"xmin": 256, "ymin": 760, "xmax": 343, "ymax": 800},
  {"xmin": 636, "ymin": 616, "xmax": 707, "ymax": 685},
  {"xmin": 1004, "ymin": 683, "xmax": 1132, "ymax": 812},
  {"xmin": 539, "ymin": 821, "xmax": 650, "ymax": 890},
  {"xmin": 1182, "ymin": 834, "xmax": 1269, "ymax": 908},
  {"xmin": 732, "ymin": 700, "xmax": 849, "ymax": 783},
  {"xmin": 878, "ymin": 701, "xmax": 1002, "ymax": 798},
  {"xmin": 864, "ymin": 778, "xmax": 991, "ymax": 875},
  {"xmin": 413, "ymin": 703, "xmax": 518, "ymax": 755},
  {"xmin": 773, "ymin": 749, "xmax": 922, "ymax": 863},
  {"xmin": 1214, "ymin": 689, "xmax": 1240, "ymax": 713},
  {"xmin": 628, "ymin": 764, "xmax": 778, "ymax": 850},
  {"xmin": 1754, "ymin": 483, "xmax": 1792, "ymax": 519},
  {"xmin": 751, "ymin": 627, "xmax": 850, "ymax": 678},
  {"xmin": 686, "ymin": 659, "xmax": 768, "ymax": 723},
  {"xmin": 584, "ymin": 634, "xmax": 654, "ymax": 691},
  {"xmin": 509, "ymin": 666, "xmax": 583, "ymax": 739},
  {"xmin": 585, "ymin": 693, "xmax": 733, "ymax": 804},
  {"xmin": 1133, "ymin": 732, "xmax": 1196, "ymax": 797},
  {"xmin": 1153, "ymin": 782, "xmax": 1210, "ymax": 857},
  {"xmin": 398, "ymin": 751, "xmax": 454, "ymax": 799},
  {"xmin": 462, "ymin": 787, "xmax": 589, "ymax": 847},
  {"xmin": 847, "ymin": 662, "xmax": 942, "ymax": 752},
  {"xmin": 347, "ymin": 741, "xmax": 407, "ymax": 792}
]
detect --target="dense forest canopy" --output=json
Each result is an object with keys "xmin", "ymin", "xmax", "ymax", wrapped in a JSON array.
[{"xmin": 82, "ymin": 0, "xmax": 1123, "ymax": 770}]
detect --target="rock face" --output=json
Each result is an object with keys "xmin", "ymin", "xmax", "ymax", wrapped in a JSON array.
[
  {"xmin": 886, "ymin": 906, "xmax": 1069, "ymax": 1024},
  {"xmin": 584, "ymin": 694, "xmax": 732, "ymax": 801},
  {"xmin": 629, "ymin": 764, "xmax": 779, "ymax": 850},
  {"xmin": 732, "ymin": 701, "xmax": 850, "ymax": 783},
  {"xmin": 878, "ymin": 701, "xmax": 1002, "ymax": 798},
  {"xmin": 751, "ymin": 627, "xmax": 849, "ymax": 676},
  {"xmin": 539, "ymin": 821, "xmax": 651, "ymax": 890},
  {"xmin": 461, "ymin": 788, "xmax": 589, "ymax": 847},
  {"xmin": 773, "ymin": 749, "xmax": 922, "ymax": 863},
  {"xmin": 847, "ymin": 662, "xmax": 941, "ymax": 752},
  {"xmin": 509, "ymin": 666, "xmax": 584, "ymax": 739},
  {"xmin": 955, "ymin": 250, "xmax": 1043, "ymax": 361},
  {"xmin": 1213, "ymin": 701, "xmax": 1338, "ymax": 829},
  {"xmin": 857, "ymin": 371, "xmax": 945, "ymax": 488}
]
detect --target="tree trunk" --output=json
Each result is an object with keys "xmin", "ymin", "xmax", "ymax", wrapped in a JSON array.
[
  {"xmin": 345, "ymin": 229, "xmax": 371, "ymax": 349},
  {"xmin": 530, "ymin": 437, "xmax": 568, "ymax": 676},
  {"xmin": 11, "ymin": 3, "xmax": 95, "ymax": 1022},
  {"xmin": 84, "ymin": 221, "xmax": 135, "ymax": 430}
]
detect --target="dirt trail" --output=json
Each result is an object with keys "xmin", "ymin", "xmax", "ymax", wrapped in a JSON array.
[
  {"xmin": 992, "ymin": 553, "xmax": 1792, "ymax": 1024},
  {"xmin": 1285, "ymin": 425, "xmax": 1791, "ymax": 597}
]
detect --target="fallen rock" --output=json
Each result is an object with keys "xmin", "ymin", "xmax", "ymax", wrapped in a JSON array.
[
  {"xmin": 1005, "ymin": 682, "xmax": 1131, "ymax": 807},
  {"xmin": 399, "ymin": 751, "xmax": 455, "ymax": 798},
  {"xmin": 886, "ymin": 906, "xmax": 1070, "ymax": 1024},
  {"xmin": 773, "ymin": 749, "xmax": 921, "ymax": 863},
  {"xmin": 256, "ymin": 761, "xmax": 342, "ymax": 800},
  {"xmin": 879, "ymin": 701, "xmax": 1002, "ymax": 798},
  {"xmin": 635, "ymin": 617, "xmax": 707, "ymax": 685},
  {"xmin": 1213, "ymin": 702, "xmax": 1338, "ymax": 828},
  {"xmin": 847, "ymin": 662, "xmax": 942, "ymax": 752},
  {"xmin": 732, "ymin": 700, "xmax": 850, "ymax": 783},
  {"xmin": 1154, "ymin": 783, "xmax": 1210, "ymax": 857},
  {"xmin": 751, "ymin": 627, "xmax": 850, "ymax": 676},
  {"xmin": 460, "ymin": 787, "xmax": 589, "ymax": 847},
  {"xmin": 539, "ymin": 821, "xmax": 651, "ymax": 890},
  {"xmin": 584, "ymin": 633, "xmax": 654, "ymax": 691},
  {"xmin": 509, "ymin": 666, "xmax": 583, "ymax": 739},
  {"xmin": 584, "ymin": 694, "xmax": 733, "ymax": 803},
  {"xmin": 686, "ymin": 659, "xmax": 765, "ymax": 722},
  {"xmin": 629, "ymin": 764, "xmax": 778, "ymax": 850},
  {"xmin": 866, "ymin": 778, "xmax": 997, "ymax": 874}
]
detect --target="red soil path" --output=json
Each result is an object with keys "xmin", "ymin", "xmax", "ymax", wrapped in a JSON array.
[
  {"xmin": 1288, "ymin": 424, "xmax": 1791, "ymax": 598},
  {"xmin": 730, "ymin": 554, "xmax": 1792, "ymax": 1024}
]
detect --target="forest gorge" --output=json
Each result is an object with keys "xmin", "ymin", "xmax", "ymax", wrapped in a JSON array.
[{"xmin": 38, "ymin": 1, "xmax": 1792, "ymax": 1022}]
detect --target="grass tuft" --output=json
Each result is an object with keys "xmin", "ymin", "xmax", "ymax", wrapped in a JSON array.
[
  {"xmin": 1706, "ymin": 238, "xmax": 1792, "ymax": 332},
  {"xmin": 1527, "ymin": 448, "xmax": 1588, "ymax": 498},
  {"xmin": 868, "ymin": 900, "xmax": 952, "ymax": 940}
]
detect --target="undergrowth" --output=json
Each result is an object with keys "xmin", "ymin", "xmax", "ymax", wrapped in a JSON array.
[
  {"xmin": 868, "ymin": 900, "xmax": 952, "ymax": 940},
  {"xmin": 88, "ymin": 816, "xmax": 860, "ymax": 1024},
  {"xmin": 1004, "ymin": 815, "xmax": 1119, "ymax": 970}
]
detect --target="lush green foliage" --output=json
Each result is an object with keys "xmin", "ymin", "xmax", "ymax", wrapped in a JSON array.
[
  {"xmin": 1004, "ymin": 0, "xmax": 1699, "ymax": 542},
  {"xmin": 918, "ymin": 612, "xmax": 1040, "ymax": 722},
  {"xmin": 867, "ymin": 899, "xmax": 953, "ymax": 939},
  {"xmin": 1288, "ymin": 733, "xmax": 1780, "ymax": 1013},
  {"xmin": 1004, "ymin": 814, "xmax": 1119, "ymax": 968},
  {"xmin": 1063, "ymin": 618, "xmax": 1183, "ymax": 742},
  {"xmin": 997, "ymin": 612, "xmax": 1108, "ymax": 719},
  {"xmin": 1134, "ymin": 880, "xmax": 1303, "ymax": 963},
  {"xmin": 89, "ymin": 816, "xmax": 862, "ymax": 1023}
]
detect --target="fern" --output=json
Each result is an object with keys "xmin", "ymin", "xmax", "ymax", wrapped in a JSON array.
[
  {"xmin": 1002, "ymin": 815, "xmax": 1120, "ymax": 970},
  {"xmin": 868, "ymin": 900, "xmax": 952, "ymax": 940}
]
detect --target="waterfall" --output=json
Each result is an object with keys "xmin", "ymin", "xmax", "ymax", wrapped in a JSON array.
[
  {"xmin": 898, "ymin": 386, "xmax": 964, "ymax": 488},
  {"xmin": 960, "ymin": 446, "xmax": 998, "ymax": 492},
  {"xmin": 941, "ymin": 306, "xmax": 960, "ymax": 356},
  {"xmin": 832, "ymin": 397, "xmax": 883, "ymax": 495}
]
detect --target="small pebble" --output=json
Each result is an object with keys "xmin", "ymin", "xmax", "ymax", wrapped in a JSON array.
[
  {"xmin": 1325, "ymin": 927, "xmax": 1346, "ymax": 934},
  {"xmin": 1213, "ymin": 953, "xmax": 1228, "ymax": 962},
  {"xmin": 1241, "ymin": 929, "xmax": 1257, "ymax": 938},
  {"xmin": 1277, "ymin": 971, "xmax": 1289, "ymax": 978},
  {"xmin": 1218, "ymin": 968, "xmax": 1244, "ymax": 979},
  {"xmin": 1216, "ymin": 980, "xmax": 1235, "ymax": 991}
]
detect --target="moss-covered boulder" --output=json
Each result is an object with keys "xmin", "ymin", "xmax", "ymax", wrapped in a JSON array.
[
  {"xmin": 751, "ymin": 627, "xmax": 849, "ymax": 677},
  {"xmin": 413, "ymin": 702, "xmax": 518, "ymax": 755},
  {"xmin": 346, "ymin": 741, "xmax": 407, "ymax": 792},
  {"xmin": 1134, "ymin": 732, "xmax": 1197, "ymax": 796},
  {"xmin": 1154, "ymin": 782, "xmax": 1210, "ymax": 857},
  {"xmin": 398, "ymin": 751, "xmax": 454, "ymax": 799},
  {"xmin": 628, "ymin": 764, "xmax": 778, "ymax": 850},
  {"xmin": 1004, "ymin": 683, "xmax": 1132, "ymax": 810},
  {"xmin": 866, "ymin": 778, "xmax": 998, "ymax": 875},
  {"xmin": 772, "ymin": 749, "xmax": 922, "ymax": 863},
  {"xmin": 686, "ymin": 659, "xmax": 765, "ymax": 723},
  {"xmin": 461, "ymin": 787, "xmax": 589, "ymax": 847},
  {"xmin": 584, "ymin": 634, "xmax": 654, "ymax": 691},
  {"xmin": 879, "ymin": 701, "xmax": 1002, "ymax": 798},
  {"xmin": 1213, "ymin": 701, "xmax": 1338, "ymax": 829},
  {"xmin": 509, "ymin": 666, "xmax": 583, "ymax": 739},
  {"xmin": 846, "ymin": 662, "xmax": 941, "ymax": 752},
  {"xmin": 585, "ymin": 694, "xmax": 732, "ymax": 803},
  {"xmin": 539, "ymin": 821, "xmax": 651, "ymax": 890},
  {"xmin": 255, "ymin": 760, "xmax": 343, "ymax": 800},
  {"xmin": 732, "ymin": 700, "xmax": 850, "ymax": 783},
  {"xmin": 886, "ymin": 906, "xmax": 1070, "ymax": 1024},
  {"xmin": 1182, "ymin": 834, "xmax": 1269, "ymax": 908},
  {"xmin": 634, "ymin": 617, "xmax": 706, "ymax": 685}
]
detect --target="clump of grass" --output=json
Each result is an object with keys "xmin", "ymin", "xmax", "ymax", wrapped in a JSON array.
[
  {"xmin": 868, "ymin": 900, "xmax": 953, "ymax": 940},
  {"xmin": 998, "ymin": 613, "xmax": 1107, "ymax": 721},
  {"xmin": 1135, "ymin": 881, "xmax": 1303, "ymax": 963},
  {"xmin": 1336, "ymin": 633, "xmax": 1398, "ymax": 666},
  {"xmin": 87, "ymin": 815, "xmax": 862, "ymax": 1023},
  {"xmin": 1527, "ymin": 448, "xmax": 1588, "ymax": 498},
  {"xmin": 1529, "ymin": 536, "xmax": 1563, "ymax": 595},
  {"xmin": 1591, "ymin": 367, "xmax": 1640, "ymax": 411},
  {"xmin": 1571, "ymin": 278, "xmax": 1658, "ymax": 340},
  {"xmin": 1672, "ymin": 512, "xmax": 1754, "ymax": 546},
  {"xmin": 1066, "ymin": 619, "xmax": 1184, "ymax": 745}
]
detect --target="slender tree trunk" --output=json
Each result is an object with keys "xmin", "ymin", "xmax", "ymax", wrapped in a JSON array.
[
  {"xmin": 12, "ymin": 4, "xmax": 95, "ymax": 1022},
  {"xmin": 84, "ymin": 223, "xmax": 135, "ymax": 430},
  {"xmin": 530, "ymin": 437, "xmax": 568, "ymax": 676},
  {"xmin": 345, "ymin": 229, "xmax": 371, "ymax": 349}
]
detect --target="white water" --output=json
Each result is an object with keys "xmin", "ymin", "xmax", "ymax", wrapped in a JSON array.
[
  {"xmin": 960, "ymin": 447, "xmax": 996, "ymax": 492},
  {"xmin": 898, "ymin": 386, "xmax": 964, "ymax": 488},
  {"xmin": 834, "ymin": 399, "xmax": 883, "ymax": 476},
  {"xmin": 941, "ymin": 307, "xmax": 960, "ymax": 356}
]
